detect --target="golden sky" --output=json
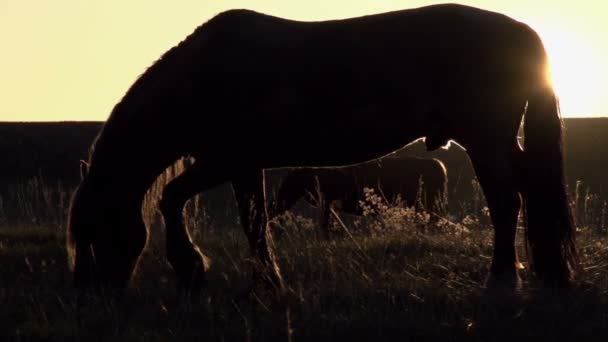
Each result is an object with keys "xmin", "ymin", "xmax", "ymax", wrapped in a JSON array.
[{"xmin": 1, "ymin": 0, "xmax": 606, "ymax": 121}]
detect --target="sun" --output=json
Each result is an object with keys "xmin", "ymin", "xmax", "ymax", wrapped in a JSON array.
[{"xmin": 533, "ymin": 24, "xmax": 605, "ymax": 117}]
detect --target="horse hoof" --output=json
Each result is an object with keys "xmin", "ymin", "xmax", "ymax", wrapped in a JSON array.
[
  {"xmin": 175, "ymin": 260, "xmax": 207, "ymax": 298},
  {"xmin": 484, "ymin": 273, "xmax": 522, "ymax": 296},
  {"xmin": 233, "ymin": 282, "xmax": 256, "ymax": 302},
  {"xmin": 176, "ymin": 268, "xmax": 206, "ymax": 298},
  {"xmin": 537, "ymin": 276, "xmax": 573, "ymax": 295}
]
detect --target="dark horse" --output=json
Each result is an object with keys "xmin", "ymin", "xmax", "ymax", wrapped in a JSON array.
[
  {"xmin": 67, "ymin": 4, "xmax": 577, "ymax": 295},
  {"xmin": 272, "ymin": 157, "xmax": 448, "ymax": 237}
]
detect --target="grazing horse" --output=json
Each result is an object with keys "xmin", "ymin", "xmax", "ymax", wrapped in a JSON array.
[
  {"xmin": 272, "ymin": 157, "xmax": 448, "ymax": 237},
  {"xmin": 67, "ymin": 3, "xmax": 577, "ymax": 296}
]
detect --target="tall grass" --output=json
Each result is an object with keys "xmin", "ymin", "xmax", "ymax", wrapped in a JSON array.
[
  {"xmin": 0, "ymin": 176, "xmax": 74, "ymax": 229},
  {"xmin": 0, "ymin": 176, "xmax": 607, "ymax": 340},
  {"xmin": 574, "ymin": 180, "xmax": 608, "ymax": 234}
]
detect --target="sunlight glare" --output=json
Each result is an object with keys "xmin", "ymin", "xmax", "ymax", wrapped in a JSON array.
[{"xmin": 534, "ymin": 25, "xmax": 604, "ymax": 116}]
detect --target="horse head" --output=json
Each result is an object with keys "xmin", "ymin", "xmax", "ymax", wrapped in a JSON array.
[{"xmin": 67, "ymin": 163, "xmax": 148, "ymax": 291}]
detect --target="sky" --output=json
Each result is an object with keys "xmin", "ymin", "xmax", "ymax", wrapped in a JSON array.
[{"xmin": 1, "ymin": 0, "xmax": 606, "ymax": 121}]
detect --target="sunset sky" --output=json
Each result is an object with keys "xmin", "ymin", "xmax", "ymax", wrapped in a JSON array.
[{"xmin": 1, "ymin": 0, "xmax": 606, "ymax": 121}]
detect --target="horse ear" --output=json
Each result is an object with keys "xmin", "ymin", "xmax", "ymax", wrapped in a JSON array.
[{"xmin": 79, "ymin": 160, "xmax": 90, "ymax": 179}]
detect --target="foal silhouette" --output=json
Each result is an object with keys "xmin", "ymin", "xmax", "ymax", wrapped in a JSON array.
[{"xmin": 273, "ymin": 157, "xmax": 447, "ymax": 237}]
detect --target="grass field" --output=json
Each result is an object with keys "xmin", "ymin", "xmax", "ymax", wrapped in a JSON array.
[
  {"xmin": 1, "ymin": 180, "xmax": 608, "ymax": 341},
  {"xmin": 2, "ymin": 119, "xmax": 608, "ymax": 340}
]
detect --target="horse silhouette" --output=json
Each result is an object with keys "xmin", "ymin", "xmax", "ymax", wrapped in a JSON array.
[
  {"xmin": 272, "ymin": 156, "xmax": 447, "ymax": 237},
  {"xmin": 67, "ymin": 4, "xmax": 577, "ymax": 296}
]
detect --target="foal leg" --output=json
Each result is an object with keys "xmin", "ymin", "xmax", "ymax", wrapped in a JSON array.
[
  {"xmin": 233, "ymin": 170, "xmax": 284, "ymax": 293},
  {"xmin": 319, "ymin": 201, "xmax": 332, "ymax": 239},
  {"xmin": 468, "ymin": 144, "xmax": 523, "ymax": 291},
  {"xmin": 159, "ymin": 161, "xmax": 224, "ymax": 296}
]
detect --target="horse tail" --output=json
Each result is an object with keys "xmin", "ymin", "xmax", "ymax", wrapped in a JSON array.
[{"xmin": 523, "ymin": 60, "xmax": 578, "ymax": 285}]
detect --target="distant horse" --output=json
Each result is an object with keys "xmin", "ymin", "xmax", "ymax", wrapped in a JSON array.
[
  {"xmin": 272, "ymin": 157, "xmax": 447, "ymax": 237},
  {"xmin": 67, "ymin": 4, "xmax": 577, "ymax": 296}
]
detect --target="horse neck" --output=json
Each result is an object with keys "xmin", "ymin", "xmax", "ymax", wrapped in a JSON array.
[{"xmin": 87, "ymin": 118, "xmax": 181, "ymax": 204}]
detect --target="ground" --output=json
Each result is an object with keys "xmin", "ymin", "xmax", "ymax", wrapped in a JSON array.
[{"xmin": 1, "ymin": 188, "xmax": 607, "ymax": 341}]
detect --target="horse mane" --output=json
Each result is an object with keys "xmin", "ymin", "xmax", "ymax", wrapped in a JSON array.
[
  {"xmin": 89, "ymin": 13, "xmax": 237, "ymax": 160},
  {"xmin": 123, "ymin": 10, "xmax": 263, "ymax": 105}
]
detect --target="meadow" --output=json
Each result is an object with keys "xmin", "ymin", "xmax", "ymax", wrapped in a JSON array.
[{"xmin": 1, "ymin": 120, "xmax": 608, "ymax": 341}]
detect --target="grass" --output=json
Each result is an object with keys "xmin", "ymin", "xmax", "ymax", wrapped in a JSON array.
[{"xmin": 1, "ymin": 181, "xmax": 608, "ymax": 341}]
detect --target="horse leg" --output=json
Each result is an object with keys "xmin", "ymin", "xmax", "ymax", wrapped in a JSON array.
[
  {"xmin": 159, "ymin": 161, "xmax": 224, "ymax": 296},
  {"xmin": 233, "ymin": 170, "xmax": 284, "ymax": 293},
  {"xmin": 468, "ymin": 144, "xmax": 523, "ymax": 291}
]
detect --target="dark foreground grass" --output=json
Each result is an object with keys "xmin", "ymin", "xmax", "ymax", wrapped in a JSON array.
[{"xmin": 1, "ymin": 218, "xmax": 608, "ymax": 341}]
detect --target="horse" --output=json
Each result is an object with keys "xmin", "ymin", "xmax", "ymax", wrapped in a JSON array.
[
  {"xmin": 67, "ymin": 3, "xmax": 577, "ymax": 297},
  {"xmin": 271, "ymin": 157, "xmax": 448, "ymax": 237}
]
